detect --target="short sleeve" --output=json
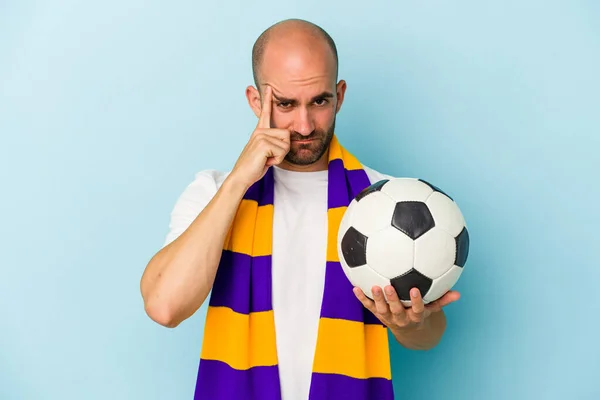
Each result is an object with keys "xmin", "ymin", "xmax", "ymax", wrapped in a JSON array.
[
  {"xmin": 362, "ymin": 164, "xmax": 396, "ymax": 184},
  {"xmin": 162, "ymin": 169, "xmax": 230, "ymax": 248}
]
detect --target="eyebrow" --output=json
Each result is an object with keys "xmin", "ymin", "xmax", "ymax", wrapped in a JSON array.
[{"xmin": 273, "ymin": 91, "xmax": 335, "ymax": 104}]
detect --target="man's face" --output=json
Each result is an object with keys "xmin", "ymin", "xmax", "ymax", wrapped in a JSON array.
[
  {"xmin": 256, "ymin": 40, "xmax": 345, "ymax": 166},
  {"xmin": 267, "ymin": 82, "xmax": 338, "ymax": 166}
]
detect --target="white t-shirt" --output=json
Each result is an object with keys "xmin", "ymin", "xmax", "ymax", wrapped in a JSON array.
[{"xmin": 163, "ymin": 164, "xmax": 394, "ymax": 400}]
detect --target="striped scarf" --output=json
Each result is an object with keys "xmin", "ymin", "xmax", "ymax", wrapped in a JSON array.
[{"xmin": 194, "ymin": 135, "xmax": 394, "ymax": 400}]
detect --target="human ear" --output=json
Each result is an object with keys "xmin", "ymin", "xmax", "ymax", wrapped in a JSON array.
[
  {"xmin": 246, "ymin": 85, "xmax": 262, "ymax": 118},
  {"xmin": 335, "ymin": 80, "xmax": 347, "ymax": 114}
]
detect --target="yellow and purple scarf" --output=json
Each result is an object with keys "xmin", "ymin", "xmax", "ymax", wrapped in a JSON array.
[{"xmin": 193, "ymin": 135, "xmax": 394, "ymax": 399}]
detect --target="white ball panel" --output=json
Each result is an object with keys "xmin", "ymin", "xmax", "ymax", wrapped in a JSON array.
[
  {"xmin": 426, "ymin": 191, "xmax": 466, "ymax": 237},
  {"xmin": 400, "ymin": 299, "xmax": 413, "ymax": 307},
  {"xmin": 348, "ymin": 264, "xmax": 391, "ymax": 300},
  {"xmin": 337, "ymin": 207, "xmax": 352, "ymax": 247},
  {"xmin": 349, "ymin": 191, "xmax": 396, "ymax": 236},
  {"xmin": 414, "ymin": 228, "xmax": 456, "ymax": 279},
  {"xmin": 366, "ymin": 227, "xmax": 414, "ymax": 279},
  {"xmin": 400, "ymin": 298, "xmax": 430, "ymax": 307},
  {"xmin": 398, "ymin": 295, "xmax": 429, "ymax": 307},
  {"xmin": 380, "ymin": 178, "xmax": 434, "ymax": 203},
  {"xmin": 337, "ymin": 202, "xmax": 355, "ymax": 250},
  {"xmin": 423, "ymin": 265, "xmax": 463, "ymax": 303}
]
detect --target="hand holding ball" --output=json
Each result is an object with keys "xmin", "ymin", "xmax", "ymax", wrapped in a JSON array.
[{"xmin": 337, "ymin": 178, "xmax": 470, "ymax": 307}]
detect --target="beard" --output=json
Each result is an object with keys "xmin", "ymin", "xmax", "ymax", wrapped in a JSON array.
[{"xmin": 284, "ymin": 119, "xmax": 336, "ymax": 166}]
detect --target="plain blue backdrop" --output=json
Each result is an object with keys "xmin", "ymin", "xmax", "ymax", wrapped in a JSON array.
[{"xmin": 1, "ymin": 1, "xmax": 599, "ymax": 399}]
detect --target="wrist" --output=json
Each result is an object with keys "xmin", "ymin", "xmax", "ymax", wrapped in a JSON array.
[
  {"xmin": 222, "ymin": 172, "xmax": 252, "ymax": 198},
  {"xmin": 391, "ymin": 321, "xmax": 426, "ymax": 337}
]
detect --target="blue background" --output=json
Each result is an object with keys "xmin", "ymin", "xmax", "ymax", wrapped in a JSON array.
[{"xmin": 1, "ymin": 1, "xmax": 599, "ymax": 399}]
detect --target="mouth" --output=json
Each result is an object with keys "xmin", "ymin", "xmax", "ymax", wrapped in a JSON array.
[{"xmin": 292, "ymin": 139, "xmax": 315, "ymax": 144}]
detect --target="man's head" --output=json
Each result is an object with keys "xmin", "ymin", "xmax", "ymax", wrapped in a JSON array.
[{"xmin": 246, "ymin": 19, "xmax": 347, "ymax": 170}]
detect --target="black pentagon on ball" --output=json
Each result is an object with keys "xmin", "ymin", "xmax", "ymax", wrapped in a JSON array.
[
  {"xmin": 341, "ymin": 226, "xmax": 368, "ymax": 268},
  {"xmin": 354, "ymin": 179, "xmax": 389, "ymax": 202},
  {"xmin": 418, "ymin": 178, "xmax": 453, "ymax": 201},
  {"xmin": 391, "ymin": 201, "xmax": 435, "ymax": 240},
  {"xmin": 390, "ymin": 269, "xmax": 433, "ymax": 301},
  {"xmin": 455, "ymin": 226, "xmax": 470, "ymax": 267}
]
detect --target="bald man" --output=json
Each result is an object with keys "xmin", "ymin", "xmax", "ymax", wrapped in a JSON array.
[{"xmin": 141, "ymin": 19, "xmax": 459, "ymax": 400}]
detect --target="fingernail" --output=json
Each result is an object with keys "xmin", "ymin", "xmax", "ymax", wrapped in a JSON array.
[
  {"xmin": 411, "ymin": 288, "xmax": 419, "ymax": 297},
  {"xmin": 385, "ymin": 286, "xmax": 394, "ymax": 295}
]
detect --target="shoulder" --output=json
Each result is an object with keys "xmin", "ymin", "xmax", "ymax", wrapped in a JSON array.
[
  {"xmin": 171, "ymin": 169, "xmax": 231, "ymax": 210},
  {"xmin": 361, "ymin": 163, "xmax": 396, "ymax": 184},
  {"xmin": 163, "ymin": 169, "xmax": 230, "ymax": 247},
  {"xmin": 182, "ymin": 169, "xmax": 231, "ymax": 193}
]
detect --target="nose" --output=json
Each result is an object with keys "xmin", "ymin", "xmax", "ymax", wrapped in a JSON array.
[{"xmin": 293, "ymin": 107, "xmax": 315, "ymax": 136}]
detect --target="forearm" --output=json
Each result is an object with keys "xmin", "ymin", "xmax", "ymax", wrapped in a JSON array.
[
  {"xmin": 391, "ymin": 310, "xmax": 447, "ymax": 351},
  {"xmin": 141, "ymin": 175, "xmax": 248, "ymax": 327}
]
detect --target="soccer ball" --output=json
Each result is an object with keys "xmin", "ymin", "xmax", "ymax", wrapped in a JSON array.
[{"xmin": 337, "ymin": 178, "xmax": 470, "ymax": 307}]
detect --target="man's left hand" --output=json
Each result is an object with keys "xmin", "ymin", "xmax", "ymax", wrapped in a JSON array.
[{"xmin": 353, "ymin": 285, "xmax": 460, "ymax": 333}]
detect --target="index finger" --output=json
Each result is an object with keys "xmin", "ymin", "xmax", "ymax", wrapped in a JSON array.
[{"xmin": 257, "ymin": 85, "xmax": 273, "ymax": 129}]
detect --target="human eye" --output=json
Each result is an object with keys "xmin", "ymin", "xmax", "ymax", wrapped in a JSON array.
[
  {"xmin": 277, "ymin": 101, "xmax": 293, "ymax": 109},
  {"xmin": 314, "ymin": 97, "xmax": 329, "ymax": 106}
]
